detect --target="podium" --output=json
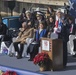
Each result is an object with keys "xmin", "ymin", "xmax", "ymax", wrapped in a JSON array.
[{"xmin": 41, "ymin": 38, "xmax": 63, "ymax": 70}]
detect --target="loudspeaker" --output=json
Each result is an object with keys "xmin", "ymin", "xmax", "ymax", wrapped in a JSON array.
[
  {"xmin": 4, "ymin": 1, "xmax": 16, "ymax": 16},
  {"xmin": 4, "ymin": 1, "xmax": 16, "ymax": 10}
]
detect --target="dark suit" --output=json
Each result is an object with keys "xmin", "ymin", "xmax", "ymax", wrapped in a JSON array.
[
  {"xmin": 68, "ymin": 23, "xmax": 76, "ymax": 52},
  {"xmin": 46, "ymin": 22, "xmax": 55, "ymax": 32},
  {"xmin": 0, "ymin": 23, "xmax": 7, "ymax": 35},
  {"xmin": 69, "ymin": 24, "xmax": 76, "ymax": 52},
  {"xmin": 69, "ymin": 23, "xmax": 76, "ymax": 35},
  {"xmin": 0, "ymin": 22, "xmax": 8, "ymax": 47},
  {"xmin": 19, "ymin": 14, "xmax": 26, "ymax": 24},
  {"xmin": 61, "ymin": 24, "xmax": 69, "ymax": 67}
]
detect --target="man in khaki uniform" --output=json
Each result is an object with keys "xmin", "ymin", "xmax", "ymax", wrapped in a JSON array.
[{"xmin": 13, "ymin": 22, "xmax": 34, "ymax": 59}]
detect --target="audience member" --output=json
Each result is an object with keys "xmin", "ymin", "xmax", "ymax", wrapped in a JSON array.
[
  {"xmin": 0, "ymin": 15, "xmax": 8, "ymax": 43},
  {"xmin": 19, "ymin": 8, "xmax": 26, "ymax": 24},
  {"xmin": 0, "ymin": 16, "xmax": 8, "ymax": 35},
  {"xmin": 47, "ymin": 6, "xmax": 55, "ymax": 18},
  {"xmin": 47, "ymin": 16, "xmax": 55, "ymax": 37},
  {"xmin": 25, "ymin": 10, "xmax": 34, "ymax": 28},
  {"xmin": 27, "ymin": 21, "xmax": 47, "ymax": 61},
  {"xmin": 60, "ymin": 18, "xmax": 70, "ymax": 68},
  {"xmin": 34, "ymin": 12, "xmax": 47, "ymax": 29},
  {"xmin": 68, "ymin": 17, "xmax": 76, "ymax": 57},
  {"xmin": 13, "ymin": 22, "xmax": 34, "ymax": 59}
]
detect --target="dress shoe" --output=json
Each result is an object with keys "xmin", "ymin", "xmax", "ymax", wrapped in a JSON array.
[
  {"xmin": 28, "ymin": 59, "xmax": 33, "ymax": 61},
  {"xmin": 9, "ymin": 53, "xmax": 15, "ymax": 57},
  {"xmin": 17, "ymin": 55, "xmax": 22, "ymax": 59},
  {"xmin": 73, "ymin": 54, "xmax": 76, "ymax": 57}
]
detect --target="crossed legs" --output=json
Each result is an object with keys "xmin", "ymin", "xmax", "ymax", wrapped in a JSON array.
[{"xmin": 13, "ymin": 42, "xmax": 24, "ymax": 59}]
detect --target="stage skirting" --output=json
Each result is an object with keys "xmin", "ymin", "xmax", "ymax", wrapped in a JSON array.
[{"xmin": 0, "ymin": 65, "xmax": 43, "ymax": 75}]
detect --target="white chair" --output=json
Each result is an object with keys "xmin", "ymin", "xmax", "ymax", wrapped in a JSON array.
[
  {"xmin": 10, "ymin": 37, "xmax": 34, "ymax": 57},
  {"xmin": 67, "ymin": 35, "xmax": 75, "ymax": 55},
  {"xmin": 39, "ymin": 47, "xmax": 41, "ymax": 53},
  {"xmin": 22, "ymin": 38, "xmax": 34, "ymax": 57},
  {"xmin": 0, "ymin": 35, "xmax": 4, "ymax": 39},
  {"xmin": 0, "ymin": 42, "xmax": 14, "ymax": 55}
]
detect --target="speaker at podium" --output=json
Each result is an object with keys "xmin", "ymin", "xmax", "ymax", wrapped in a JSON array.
[{"xmin": 41, "ymin": 38, "xmax": 63, "ymax": 70}]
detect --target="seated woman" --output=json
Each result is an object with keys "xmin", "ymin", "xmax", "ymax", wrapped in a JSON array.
[
  {"xmin": 27, "ymin": 21, "xmax": 48, "ymax": 61},
  {"xmin": 13, "ymin": 22, "xmax": 34, "ymax": 59}
]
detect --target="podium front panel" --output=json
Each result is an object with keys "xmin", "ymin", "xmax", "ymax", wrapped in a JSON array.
[
  {"xmin": 41, "ymin": 38, "xmax": 63, "ymax": 70},
  {"xmin": 41, "ymin": 38, "xmax": 53, "ymax": 59}
]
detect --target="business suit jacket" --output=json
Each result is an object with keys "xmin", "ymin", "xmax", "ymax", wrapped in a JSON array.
[
  {"xmin": 0, "ymin": 23, "xmax": 7, "ymax": 35},
  {"xmin": 69, "ymin": 23, "xmax": 76, "ymax": 35}
]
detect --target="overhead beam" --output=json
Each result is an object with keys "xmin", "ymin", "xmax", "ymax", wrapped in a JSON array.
[{"xmin": 16, "ymin": 0, "xmax": 69, "ymax": 6}]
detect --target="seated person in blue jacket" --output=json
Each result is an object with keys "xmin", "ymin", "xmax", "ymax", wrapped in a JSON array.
[{"xmin": 27, "ymin": 21, "xmax": 48, "ymax": 61}]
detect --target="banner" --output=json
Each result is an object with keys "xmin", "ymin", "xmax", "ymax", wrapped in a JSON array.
[
  {"xmin": 42, "ymin": 40, "xmax": 50, "ymax": 51},
  {"xmin": 69, "ymin": 0, "xmax": 76, "ymax": 18}
]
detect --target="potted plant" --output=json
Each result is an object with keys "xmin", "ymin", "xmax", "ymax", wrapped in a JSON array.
[
  {"xmin": 33, "ymin": 52, "xmax": 52, "ymax": 71},
  {"xmin": 2, "ymin": 71, "xmax": 18, "ymax": 75}
]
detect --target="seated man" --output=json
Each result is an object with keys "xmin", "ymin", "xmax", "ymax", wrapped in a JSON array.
[
  {"xmin": 0, "ymin": 15, "xmax": 8, "ymax": 39},
  {"xmin": 0, "ymin": 15, "xmax": 8, "ymax": 49},
  {"xmin": 13, "ymin": 22, "xmax": 34, "ymax": 59}
]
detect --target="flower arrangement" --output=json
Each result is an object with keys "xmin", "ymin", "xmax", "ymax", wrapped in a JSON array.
[
  {"xmin": 33, "ymin": 52, "xmax": 52, "ymax": 71},
  {"xmin": 2, "ymin": 71, "xmax": 18, "ymax": 75},
  {"xmin": 0, "ymin": 70, "xmax": 3, "ymax": 75}
]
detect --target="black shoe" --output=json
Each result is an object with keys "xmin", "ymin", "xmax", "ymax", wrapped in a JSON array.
[
  {"xmin": 63, "ymin": 65, "xmax": 66, "ymax": 68},
  {"xmin": 9, "ymin": 53, "xmax": 15, "ymax": 57},
  {"xmin": 17, "ymin": 55, "xmax": 22, "ymax": 59},
  {"xmin": 28, "ymin": 59, "xmax": 33, "ymax": 61},
  {"xmin": 73, "ymin": 54, "xmax": 76, "ymax": 57}
]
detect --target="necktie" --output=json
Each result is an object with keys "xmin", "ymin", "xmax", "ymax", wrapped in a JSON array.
[
  {"xmin": 55, "ymin": 20, "xmax": 59, "ymax": 28},
  {"xmin": 70, "ymin": 24, "xmax": 73, "ymax": 33}
]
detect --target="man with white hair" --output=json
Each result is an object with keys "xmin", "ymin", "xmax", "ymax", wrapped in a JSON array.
[
  {"xmin": 54, "ymin": 9, "xmax": 65, "ymax": 38},
  {"xmin": 13, "ymin": 22, "xmax": 34, "ymax": 59}
]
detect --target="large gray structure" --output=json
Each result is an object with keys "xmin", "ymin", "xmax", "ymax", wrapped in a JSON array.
[{"xmin": 0, "ymin": 0, "xmax": 68, "ymax": 16}]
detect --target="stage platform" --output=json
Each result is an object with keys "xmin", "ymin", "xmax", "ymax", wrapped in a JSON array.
[{"xmin": 0, "ymin": 54, "xmax": 76, "ymax": 75}]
